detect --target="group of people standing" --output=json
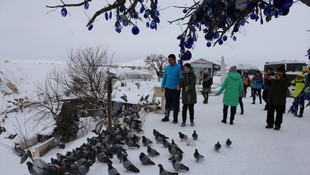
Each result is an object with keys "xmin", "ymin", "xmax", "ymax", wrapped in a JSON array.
[{"xmin": 160, "ymin": 54, "xmax": 303, "ymax": 130}]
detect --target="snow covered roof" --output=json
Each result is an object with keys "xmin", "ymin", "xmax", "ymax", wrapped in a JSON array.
[{"xmin": 237, "ymin": 64, "xmax": 259, "ymax": 70}]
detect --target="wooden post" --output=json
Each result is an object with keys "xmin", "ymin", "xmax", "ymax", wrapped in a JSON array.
[{"xmin": 107, "ymin": 76, "xmax": 112, "ymax": 131}]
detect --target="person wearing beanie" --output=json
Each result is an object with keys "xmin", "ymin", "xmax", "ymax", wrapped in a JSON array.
[
  {"xmin": 201, "ymin": 69, "xmax": 212, "ymax": 104},
  {"xmin": 291, "ymin": 72, "xmax": 306, "ymax": 117},
  {"xmin": 216, "ymin": 65, "xmax": 244, "ymax": 125},
  {"xmin": 177, "ymin": 63, "xmax": 197, "ymax": 127},
  {"xmin": 251, "ymin": 71, "xmax": 263, "ymax": 104},
  {"xmin": 265, "ymin": 66, "xmax": 290, "ymax": 130}
]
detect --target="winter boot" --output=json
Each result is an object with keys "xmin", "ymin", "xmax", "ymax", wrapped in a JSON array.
[
  {"xmin": 298, "ymin": 113, "xmax": 303, "ymax": 118},
  {"xmin": 161, "ymin": 109, "xmax": 170, "ymax": 122},
  {"xmin": 190, "ymin": 120, "xmax": 195, "ymax": 127},
  {"xmin": 181, "ymin": 121, "xmax": 186, "ymax": 127}
]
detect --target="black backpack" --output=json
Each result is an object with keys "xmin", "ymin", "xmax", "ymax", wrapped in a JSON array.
[{"xmin": 203, "ymin": 77, "xmax": 213, "ymax": 87}]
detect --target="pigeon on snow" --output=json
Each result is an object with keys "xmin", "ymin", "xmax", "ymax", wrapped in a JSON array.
[
  {"xmin": 226, "ymin": 138, "xmax": 232, "ymax": 148},
  {"xmin": 142, "ymin": 136, "xmax": 153, "ymax": 146},
  {"xmin": 139, "ymin": 152, "xmax": 155, "ymax": 165},
  {"xmin": 158, "ymin": 164, "xmax": 179, "ymax": 175},
  {"xmin": 214, "ymin": 141, "xmax": 221, "ymax": 152},
  {"xmin": 147, "ymin": 146, "xmax": 160, "ymax": 157},
  {"xmin": 193, "ymin": 149, "xmax": 204, "ymax": 162},
  {"xmin": 122, "ymin": 156, "xmax": 140, "ymax": 173},
  {"xmin": 192, "ymin": 130, "xmax": 198, "ymax": 140}
]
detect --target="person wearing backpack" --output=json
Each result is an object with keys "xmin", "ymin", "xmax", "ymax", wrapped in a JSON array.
[{"xmin": 201, "ymin": 69, "xmax": 212, "ymax": 104}]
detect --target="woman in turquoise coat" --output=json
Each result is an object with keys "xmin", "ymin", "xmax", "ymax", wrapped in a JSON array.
[{"xmin": 217, "ymin": 66, "xmax": 244, "ymax": 125}]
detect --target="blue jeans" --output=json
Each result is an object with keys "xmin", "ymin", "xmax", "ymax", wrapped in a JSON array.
[{"xmin": 252, "ymin": 88, "xmax": 262, "ymax": 103}]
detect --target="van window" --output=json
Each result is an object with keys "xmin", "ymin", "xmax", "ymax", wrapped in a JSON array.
[
  {"xmin": 286, "ymin": 64, "xmax": 307, "ymax": 72},
  {"xmin": 264, "ymin": 64, "xmax": 285, "ymax": 72}
]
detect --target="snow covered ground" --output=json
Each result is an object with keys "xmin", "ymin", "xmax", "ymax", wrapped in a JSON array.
[{"xmin": 0, "ymin": 60, "xmax": 309, "ymax": 175}]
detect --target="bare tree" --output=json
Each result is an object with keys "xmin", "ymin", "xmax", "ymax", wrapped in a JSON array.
[
  {"xmin": 56, "ymin": 45, "xmax": 113, "ymax": 101},
  {"xmin": 144, "ymin": 53, "xmax": 168, "ymax": 79},
  {"xmin": 32, "ymin": 71, "xmax": 63, "ymax": 128}
]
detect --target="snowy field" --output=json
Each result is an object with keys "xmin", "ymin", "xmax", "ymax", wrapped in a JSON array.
[{"xmin": 0, "ymin": 61, "xmax": 310, "ymax": 175}]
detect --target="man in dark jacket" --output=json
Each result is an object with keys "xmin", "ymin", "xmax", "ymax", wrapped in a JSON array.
[
  {"xmin": 265, "ymin": 66, "xmax": 291, "ymax": 130},
  {"xmin": 263, "ymin": 67, "xmax": 275, "ymax": 110}
]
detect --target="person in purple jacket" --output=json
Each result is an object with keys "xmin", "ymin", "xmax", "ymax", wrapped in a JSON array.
[{"xmin": 161, "ymin": 54, "xmax": 181, "ymax": 123}]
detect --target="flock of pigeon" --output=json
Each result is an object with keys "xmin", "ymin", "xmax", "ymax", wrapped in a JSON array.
[{"xmin": 2, "ymin": 104, "xmax": 234, "ymax": 175}]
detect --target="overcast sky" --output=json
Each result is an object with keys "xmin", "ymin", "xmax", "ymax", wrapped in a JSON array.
[{"xmin": 0, "ymin": 0, "xmax": 309, "ymax": 69}]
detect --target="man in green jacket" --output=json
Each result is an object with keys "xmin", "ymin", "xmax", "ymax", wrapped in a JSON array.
[
  {"xmin": 177, "ymin": 63, "xmax": 197, "ymax": 127},
  {"xmin": 265, "ymin": 66, "xmax": 291, "ymax": 130},
  {"xmin": 291, "ymin": 73, "xmax": 306, "ymax": 117},
  {"xmin": 217, "ymin": 66, "xmax": 243, "ymax": 125}
]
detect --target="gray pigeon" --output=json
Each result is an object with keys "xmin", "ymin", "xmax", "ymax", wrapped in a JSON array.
[
  {"xmin": 171, "ymin": 157, "xmax": 190, "ymax": 171},
  {"xmin": 117, "ymin": 149, "xmax": 127, "ymax": 163},
  {"xmin": 214, "ymin": 141, "xmax": 221, "ymax": 152},
  {"xmin": 0, "ymin": 126, "xmax": 6, "ymax": 135},
  {"xmin": 139, "ymin": 152, "xmax": 155, "ymax": 165},
  {"xmin": 226, "ymin": 138, "xmax": 232, "ymax": 148},
  {"xmin": 192, "ymin": 130, "xmax": 198, "ymax": 140},
  {"xmin": 122, "ymin": 156, "xmax": 140, "ymax": 173},
  {"xmin": 26, "ymin": 161, "xmax": 48, "ymax": 175},
  {"xmin": 108, "ymin": 163, "xmax": 120, "ymax": 175},
  {"xmin": 20, "ymin": 150, "xmax": 32, "ymax": 164},
  {"xmin": 147, "ymin": 146, "xmax": 160, "ymax": 157},
  {"xmin": 169, "ymin": 153, "xmax": 182, "ymax": 162},
  {"xmin": 97, "ymin": 152, "xmax": 112, "ymax": 164},
  {"xmin": 6, "ymin": 133, "xmax": 17, "ymax": 140},
  {"xmin": 158, "ymin": 164, "xmax": 179, "ymax": 175},
  {"xmin": 142, "ymin": 136, "xmax": 153, "ymax": 146},
  {"xmin": 49, "ymin": 137, "xmax": 65, "ymax": 149},
  {"xmin": 92, "ymin": 120, "xmax": 104, "ymax": 135},
  {"xmin": 162, "ymin": 139, "xmax": 170, "ymax": 148},
  {"xmin": 193, "ymin": 149, "xmax": 204, "ymax": 162},
  {"xmin": 178, "ymin": 132, "xmax": 186, "ymax": 141},
  {"xmin": 126, "ymin": 138, "xmax": 140, "ymax": 149}
]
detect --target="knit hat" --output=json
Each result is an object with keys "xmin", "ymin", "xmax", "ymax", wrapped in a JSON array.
[
  {"xmin": 204, "ymin": 69, "xmax": 209, "ymax": 75},
  {"xmin": 229, "ymin": 65, "xmax": 237, "ymax": 73},
  {"xmin": 277, "ymin": 66, "xmax": 286, "ymax": 73}
]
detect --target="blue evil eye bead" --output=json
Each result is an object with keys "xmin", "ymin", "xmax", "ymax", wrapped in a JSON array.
[
  {"xmin": 122, "ymin": 21, "xmax": 129, "ymax": 26},
  {"xmin": 115, "ymin": 27, "xmax": 121, "ymax": 33},
  {"xmin": 183, "ymin": 8, "xmax": 188, "ymax": 13},
  {"xmin": 204, "ymin": 32, "xmax": 213, "ymax": 41},
  {"xmin": 151, "ymin": 2, "xmax": 157, "ymax": 9},
  {"xmin": 150, "ymin": 20, "xmax": 156, "ymax": 29},
  {"xmin": 259, "ymin": 3, "xmax": 266, "ymax": 9},
  {"xmin": 218, "ymin": 40, "xmax": 223, "ymax": 45},
  {"xmin": 140, "ymin": 6, "xmax": 145, "ymax": 13},
  {"xmin": 84, "ymin": 2, "xmax": 89, "ymax": 10},
  {"xmin": 105, "ymin": 12, "xmax": 109, "ymax": 20},
  {"xmin": 146, "ymin": 22, "xmax": 149, "ymax": 28},
  {"xmin": 109, "ymin": 11, "xmax": 112, "ymax": 19},
  {"xmin": 88, "ymin": 24, "xmax": 93, "ymax": 31},
  {"xmin": 119, "ymin": 6, "xmax": 124, "ymax": 13},
  {"xmin": 250, "ymin": 13, "xmax": 256, "ymax": 20},
  {"xmin": 178, "ymin": 60, "xmax": 181, "ymax": 64},
  {"xmin": 184, "ymin": 50, "xmax": 192, "ymax": 60},
  {"xmin": 61, "ymin": 8, "xmax": 67, "ymax": 17},
  {"xmin": 138, "ymin": 0, "xmax": 144, "ymax": 2},
  {"xmin": 131, "ymin": 26, "xmax": 140, "ymax": 35},
  {"xmin": 214, "ymin": 33, "xmax": 220, "ymax": 39},
  {"xmin": 206, "ymin": 42, "xmax": 212, "ymax": 47},
  {"xmin": 145, "ymin": 9, "xmax": 151, "ymax": 16},
  {"xmin": 281, "ymin": 8, "xmax": 289, "ymax": 16},
  {"xmin": 180, "ymin": 72, "xmax": 184, "ymax": 78},
  {"xmin": 223, "ymin": 35, "xmax": 228, "ymax": 41},
  {"xmin": 154, "ymin": 10, "xmax": 160, "ymax": 17},
  {"xmin": 240, "ymin": 20, "xmax": 245, "ymax": 26},
  {"xmin": 233, "ymin": 36, "xmax": 237, "ymax": 41},
  {"xmin": 266, "ymin": 15, "xmax": 272, "ymax": 22}
]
